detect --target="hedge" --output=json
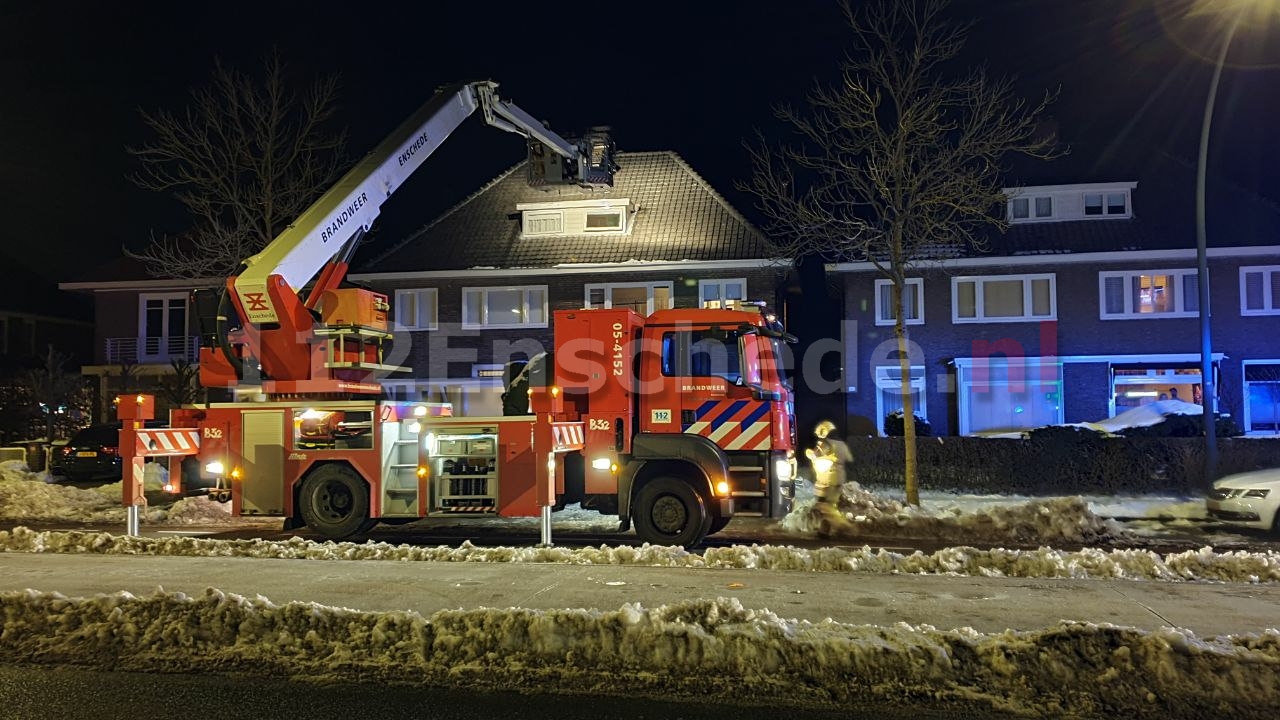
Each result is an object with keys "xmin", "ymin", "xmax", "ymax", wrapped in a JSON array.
[{"xmin": 845, "ymin": 432, "xmax": 1280, "ymax": 495}]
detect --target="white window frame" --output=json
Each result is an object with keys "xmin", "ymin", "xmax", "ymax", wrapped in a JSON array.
[
  {"xmin": 1242, "ymin": 359, "xmax": 1280, "ymax": 435},
  {"xmin": 1008, "ymin": 195, "xmax": 1053, "ymax": 223},
  {"xmin": 951, "ymin": 273, "xmax": 1056, "ymax": 324},
  {"xmin": 873, "ymin": 365, "xmax": 926, "ymax": 436},
  {"xmin": 583, "ymin": 209, "xmax": 626, "ymax": 233},
  {"xmin": 584, "ymin": 281, "xmax": 675, "ymax": 314},
  {"xmin": 392, "ymin": 288, "xmax": 438, "ymax": 330},
  {"xmin": 461, "ymin": 285, "xmax": 549, "ymax": 330},
  {"xmin": 874, "ymin": 278, "xmax": 924, "ymax": 326},
  {"xmin": 697, "ymin": 278, "xmax": 749, "ymax": 309},
  {"xmin": 1082, "ymin": 191, "xmax": 1130, "ymax": 218},
  {"xmin": 1098, "ymin": 269, "xmax": 1200, "ymax": 319},
  {"xmin": 1240, "ymin": 265, "xmax": 1280, "ymax": 316},
  {"xmin": 137, "ymin": 292, "xmax": 189, "ymax": 361},
  {"xmin": 522, "ymin": 210, "xmax": 564, "ymax": 236}
]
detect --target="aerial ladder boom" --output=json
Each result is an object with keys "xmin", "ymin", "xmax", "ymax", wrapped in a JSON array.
[{"xmin": 204, "ymin": 81, "xmax": 615, "ymax": 394}]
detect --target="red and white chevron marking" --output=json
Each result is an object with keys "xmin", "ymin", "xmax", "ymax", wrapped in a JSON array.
[
  {"xmin": 551, "ymin": 422, "xmax": 585, "ymax": 450},
  {"xmin": 134, "ymin": 428, "xmax": 201, "ymax": 457}
]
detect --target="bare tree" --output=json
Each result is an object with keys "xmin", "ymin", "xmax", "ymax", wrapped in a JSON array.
[
  {"xmin": 741, "ymin": 0, "xmax": 1059, "ymax": 505},
  {"xmin": 126, "ymin": 51, "xmax": 347, "ymax": 278},
  {"xmin": 158, "ymin": 358, "xmax": 201, "ymax": 407},
  {"xmin": 21, "ymin": 346, "xmax": 84, "ymax": 442}
]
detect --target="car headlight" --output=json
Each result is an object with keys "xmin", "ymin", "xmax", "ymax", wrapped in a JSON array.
[{"xmin": 1242, "ymin": 488, "xmax": 1271, "ymax": 499}]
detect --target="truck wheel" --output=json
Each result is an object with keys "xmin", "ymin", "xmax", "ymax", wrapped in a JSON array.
[
  {"xmin": 633, "ymin": 477, "xmax": 711, "ymax": 548},
  {"xmin": 298, "ymin": 464, "xmax": 370, "ymax": 540}
]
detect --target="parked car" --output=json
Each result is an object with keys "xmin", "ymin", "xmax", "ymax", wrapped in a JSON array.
[
  {"xmin": 1206, "ymin": 469, "xmax": 1280, "ymax": 535},
  {"xmin": 48, "ymin": 422, "xmax": 209, "ymax": 495}
]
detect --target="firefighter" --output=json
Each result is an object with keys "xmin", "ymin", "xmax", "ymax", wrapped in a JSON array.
[{"xmin": 805, "ymin": 419, "xmax": 852, "ymax": 537}]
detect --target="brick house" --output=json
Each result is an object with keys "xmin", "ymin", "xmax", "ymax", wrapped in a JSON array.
[
  {"xmin": 58, "ymin": 151, "xmax": 786, "ymax": 419},
  {"xmin": 830, "ymin": 152, "xmax": 1280, "ymax": 437},
  {"xmin": 351, "ymin": 151, "xmax": 787, "ymax": 415}
]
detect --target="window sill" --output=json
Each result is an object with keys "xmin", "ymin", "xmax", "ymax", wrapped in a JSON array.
[
  {"xmin": 1099, "ymin": 312, "xmax": 1199, "ymax": 320},
  {"xmin": 873, "ymin": 318, "xmax": 924, "ymax": 327},
  {"xmin": 951, "ymin": 316, "xmax": 1057, "ymax": 324},
  {"xmin": 460, "ymin": 323, "xmax": 550, "ymax": 331}
]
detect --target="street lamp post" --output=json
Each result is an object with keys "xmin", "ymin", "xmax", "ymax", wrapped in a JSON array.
[{"xmin": 1194, "ymin": 11, "xmax": 1242, "ymax": 485}]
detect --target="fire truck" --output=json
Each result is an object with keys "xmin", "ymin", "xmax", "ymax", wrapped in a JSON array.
[{"xmin": 120, "ymin": 80, "xmax": 795, "ymax": 547}]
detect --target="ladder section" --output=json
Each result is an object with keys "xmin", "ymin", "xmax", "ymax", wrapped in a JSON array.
[{"xmin": 380, "ymin": 418, "xmax": 421, "ymax": 516}]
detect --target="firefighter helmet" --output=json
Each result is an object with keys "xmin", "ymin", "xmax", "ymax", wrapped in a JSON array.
[{"xmin": 814, "ymin": 419, "xmax": 837, "ymax": 438}]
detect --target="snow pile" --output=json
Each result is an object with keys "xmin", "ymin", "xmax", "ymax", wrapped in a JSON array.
[
  {"xmin": 4, "ymin": 527, "xmax": 1279, "ymax": 583},
  {"xmin": 782, "ymin": 481, "xmax": 1124, "ymax": 545},
  {"xmin": 1095, "ymin": 399, "xmax": 1203, "ymax": 434},
  {"xmin": 1, "ymin": 588, "xmax": 1276, "ymax": 717},
  {"xmin": 0, "ymin": 461, "xmax": 233, "ymax": 525}
]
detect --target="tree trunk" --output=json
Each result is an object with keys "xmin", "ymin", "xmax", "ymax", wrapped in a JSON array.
[{"xmin": 894, "ymin": 279, "xmax": 920, "ymax": 505}]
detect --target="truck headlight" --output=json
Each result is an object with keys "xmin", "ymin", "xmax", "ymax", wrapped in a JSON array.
[
  {"xmin": 774, "ymin": 458, "xmax": 794, "ymax": 481},
  {"xmin": 204, "ymin": 461, "xmax": 225, "ymax": 475}
]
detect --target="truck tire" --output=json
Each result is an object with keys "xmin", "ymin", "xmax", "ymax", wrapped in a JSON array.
[
  {"xmin": 632, "ymin": 477, "xmax": 711, "ymax": 548},
  {"xmin": 298, "ymin": 464, "xmax": 370, "ymax": 540}
]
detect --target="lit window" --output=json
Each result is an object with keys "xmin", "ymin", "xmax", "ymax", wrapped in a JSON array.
[
  {"xmin": 584, "ymin": 210, "xmax": 624, "ymax": 232},
  {"xmin": 1243, "ymin": 361, "xmax": 1280, "ymax": 435},
  {"xmin": 461, "ymin": 286, "xmax": 548, "ymax": 329},
  {"xmin": 952, "ymin": 274, "xmax": 1055, "ymax": 323},
  {"xmin": 698, "ymin": 278, "xmax": 748, "ymax": 309},
  {"xmin": 874, "ymin": 278, "xmax": 923, "ymax": 326},
  {"xmin": 584, "ymin": 282, "xmax": 673, "ymax": 314},
  {"xmin": 1099, "ymin": 270, "xmax": 1199, "ymax": 319},
  {"xmin": 956, "ymin": 357, "xmax": 1063, "ymax": 435}
]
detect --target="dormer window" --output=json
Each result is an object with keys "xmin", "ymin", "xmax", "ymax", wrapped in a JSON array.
[
  {"xmin": 1010, "ymin": 196, "xmax": 1053, "ymax": 221},
  {"xmin": 518, "ymin": 198, "xmax": 631, "ymax": 237},
  {"xmin": 585, "ymin": 210, "xmax": 624, "ymax": 232},
  {"xmin": 1084, "ymin": 192, "xmax": 1128, "ymax": 217}
]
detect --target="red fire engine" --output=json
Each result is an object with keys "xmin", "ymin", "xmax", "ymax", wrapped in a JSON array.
[{"xmin": 118, "ymin": 81, "xmax": 795, "ymax": 547}]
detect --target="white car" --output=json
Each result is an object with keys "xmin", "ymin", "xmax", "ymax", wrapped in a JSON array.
[{"xmin": 1206, "ymin": 469, "xmax": 1280, "ymax": 534}]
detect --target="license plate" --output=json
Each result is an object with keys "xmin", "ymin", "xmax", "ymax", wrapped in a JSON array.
[{"xmin": 76, "ymin": 451, "xmax": 97, "ymax": 458}]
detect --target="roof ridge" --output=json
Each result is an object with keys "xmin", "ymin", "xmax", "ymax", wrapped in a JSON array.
[{"xmin": 1156, "ymin": 148, "xmax": 1280, "ymax": 218}]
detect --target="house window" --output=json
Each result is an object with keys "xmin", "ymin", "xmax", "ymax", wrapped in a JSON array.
[
  {"xmin": 1243, "ymin": 361, "xmax": 1280, "ymax": 435},
  {"xmin": 1009, "ymin": 196, "xmax": 1053, "ymax": 221},
  {"xmin": 1240, "ymin": 266, "xmax": 1280, "ymax": 316},
  {"xmin": 523, "ymin": 210, "xmax": 564, "ymax": 236},
  {"xmin": 874, "ymin": 366, "xmax": 926, "ymax": 435},
  {"xmin": 585, "ymin": 281, "xmax": 673, "ymax": 315},
  {"xmin": 138, "ymin": 292, "xmax": 189, "ymax": 360},
  {"xmin": 393, "ymin": 288, "xmax": 438, "ymax": 330},
  {"xmin": 874, "ymin": 278, "xmax": 923, "ymax": 326},
  {"xmin": 956, "ymin": 357, "xmax": 1063, "ymax": 435},
  {"xmin": 461, "ymin": 286, "xmax": 548, "ymax": 329},
  {"xmin": 698, "ymin": 278, "xmax": 748, "ymax": 309},
  {"xmin": 1084, "ymin": 192, "xmax": 1128, "ymax": 217},
  {"xmin": 1099, "ymin": 270, "xmax": 1199, "ymax": 319},
  {"xmin": 1111, "ymin": 364, "xmax": 1204, "ymax": 415},
  {"xmin": 584, "ymin": 210, "xmax": 624, "ymax": 232},
  {"xmin": 952, "ymin": 274, "xmax": 1055, "ymax": 323}
]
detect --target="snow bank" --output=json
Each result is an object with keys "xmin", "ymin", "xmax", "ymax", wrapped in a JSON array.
[
  {"xmin": 782, "ymin": 481, "xmax": 1126, "ymax": 545},
  {"xmin": 3, "ymin": 527, "xmax": 1278, "ymax": 583},
  {"xmin": 0, "ymin": 588, "xmax": 1275, "ymax": 718},
  {"xmin": 0, "ymin": 460, "xmax": 233, "ymax": 525},
  {"xmin": 1095, "ymin": 399, "xmax": 1203, "ymax": 434}
]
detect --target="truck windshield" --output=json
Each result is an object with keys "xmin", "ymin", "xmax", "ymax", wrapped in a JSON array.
[{"xmin": 661, "ymin": 330, "xmax": 745, "ymax": 384}]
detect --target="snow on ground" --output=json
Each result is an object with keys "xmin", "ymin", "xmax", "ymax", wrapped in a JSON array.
[
  {"xmin": 3, "ymin": 526, "xmax": 1279, "ymax": 583},
  {"xmin": 0, "ymin": 460, "xmax": 233, "ymax": 525},
  {"xmin": 0, "ymin": 587, "xmax": 1276, "ymax": 718}
]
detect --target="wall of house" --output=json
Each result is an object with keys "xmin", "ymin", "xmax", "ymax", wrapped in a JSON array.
[
  {"xmin": 839, "ymin": 253, "xmax": 1280, "ymax": 436},
  {"xmin": 370, "ymin": 267, "xmax": 785, "ymax": 390}
]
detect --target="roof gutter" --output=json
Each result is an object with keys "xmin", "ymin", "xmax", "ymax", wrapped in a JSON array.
[
  {"xmin": 826, "ymin": 246, "xmax": 1279, "ymax": 273},
  {"xmin": 350, "ymin": 258, "xmax": 791, "ymax": 282}
]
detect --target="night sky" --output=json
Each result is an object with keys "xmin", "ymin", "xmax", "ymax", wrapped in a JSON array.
[{"xmin": 4, "ymin": 0, "xmax": 1279, "ymax": 282}]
